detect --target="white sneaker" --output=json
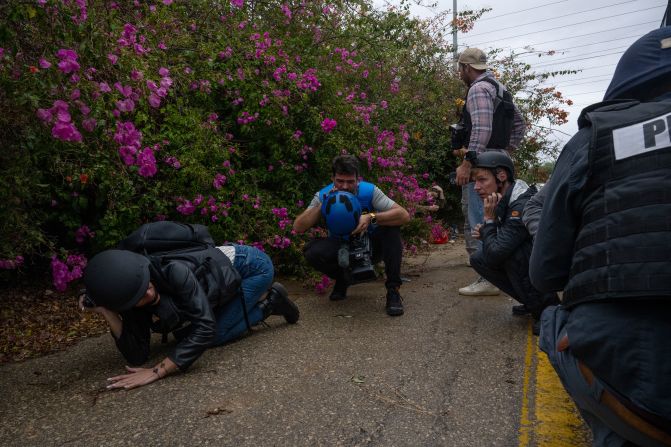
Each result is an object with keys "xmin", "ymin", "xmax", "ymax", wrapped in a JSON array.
[{"xmin": 458, "ymin": 277, "xmax": 500, "ymax": 296}]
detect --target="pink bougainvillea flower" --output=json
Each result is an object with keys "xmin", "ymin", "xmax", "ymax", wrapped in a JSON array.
[
  {"xmin": 36, "ymin": 108, "xmax": 53, "ymax": 123},
  {"xmin": 321, "ymin": 118, "xmax": 337, "ymax": 133},
  {"xmin": 52, "ymin": 121, "xmax": 83, "ymax": 142},
  {"xmin": 148, "ymin": 93, "xmax": 161, "ymax": 108},
  {"xmin": 118, "ymin": 146, "xmax": 136, "ymax": 165},
  {"xmin": 107, "ymin": 53, "xmax": 118, "ymax": 64},
  {"xmin": 56, "ymin": 48, "xmax": 80, "ymax": 73},
  {"xmin": 163, "ymin": 0, "xmax": 173, "ymax": 4},
  {"xmin": 158, "ymin": 67, "xmax": 169, "ymax": 77},
  {"xmin": 114, "ymin": 82, "xmax": 133, "ymax": 97},
  {"xmin": 231, "ymin": 0, "xmax": 244, "ymax": 8},
  {"xmin": 160, "ymin": 77, "xmax": 172, "ymax": 89},
  {"xmin": 164, "ymin": 156, "xmax": 181, "ymax": 169},
  {"xmin": 74, "ymin": 225, "xmax": 95, "ymax": 244},
  {"xmin": 39, "ymin": 58, "xmax": 52, "ymax": 68},
  {"xmin": 82, "ymin": 118, "xmax": 97, "ymax": 132},
  {"xmin": 281, "ymin": 3, "xmax": 292, "ymax": 19},
  {"xmin": 114, "ymin": 121, "xmax": 142, "ymax": 149},
  {"xmin": 51, "ymin": 255, "xmax": 87, "ymax": 291},
  {"xmin": 116, "ymin": 98, "xmax": 135, "ymax": 113},
  {"xmin": 99, "ymin": 82, "xmax": 111, "ymax": 93},
  {"xmin": 137, "ymin": 147, "xmax": 157, "ymax": 177},
  {"xmin": 213, "ymin": 173, "xmax": 227, "ymax": 189}
]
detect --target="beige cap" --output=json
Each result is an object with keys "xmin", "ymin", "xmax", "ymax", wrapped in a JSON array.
[{"xmin": 458, "ymin": 48, "xmax": 489, "ymax": 70}]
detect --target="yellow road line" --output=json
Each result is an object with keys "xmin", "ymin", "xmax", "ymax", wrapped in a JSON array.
[
  {"xmin": 518, "ymin": 319, "xmax": 534, "ymax": 447},
  {"xmin": 519, "ymin": 320, "xmax": 590, "ymax": 446},
  {"xmin": 534, "ymin": 342, "xmax": 589, "ymax": 446}
]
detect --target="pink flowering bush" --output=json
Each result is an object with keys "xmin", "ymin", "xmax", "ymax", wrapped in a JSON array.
[{"xmin": 0, "ymin": 0, "xmax": 569, "ymax": 290}]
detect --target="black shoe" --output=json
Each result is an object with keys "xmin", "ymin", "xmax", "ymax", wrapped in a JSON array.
[
  {"xmin": 512, "ymin": 304, "xmax": 531, "ymax": 316},
  {"xmin": 385, "ymin": 288, "xmax": 404, "ymax": 316},
  {"xmin": 532, "ymin": 319, "xmax": 541, "ymax": 336},
  {"xmin": 265, "ymin": 282, "xmax": 299, "ymax": 324},
  {"xmin": 329, "ymin": 282, "xmax": 348, "ymax": 301}
]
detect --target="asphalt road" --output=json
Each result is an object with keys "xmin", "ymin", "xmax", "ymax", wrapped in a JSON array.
[{"xmin": 0, "ymin": 242, "xmax": 589, "ymax": 446}]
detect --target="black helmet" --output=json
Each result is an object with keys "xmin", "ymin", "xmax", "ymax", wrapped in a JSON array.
[
  {"xmin": 474, "ymin": 151, "xmax": 515, "ymax": 180},
  {"xmin": 83, "ymin": 250, "xmax": 150, "ymax": 311}
]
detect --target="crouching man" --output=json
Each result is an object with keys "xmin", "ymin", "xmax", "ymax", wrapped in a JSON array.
[
  {"xmin": 81, "ymin": 240, "xmax": 299, "ymax": 390},
  {"xmin": 468, "ymin": 151, "xmax": 558, "ymax": 335}
]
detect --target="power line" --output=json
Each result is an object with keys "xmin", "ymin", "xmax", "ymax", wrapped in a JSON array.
[
  {"xmin": 477, "ymin": 0, "xmax": 569, "ymax": 22},
  {"xmin": 561, "ymin": 62, "xmax": 618, "ymax": 72},
  {"xmin": 467, "ymin": 7, "xmax": 663, "ymax": 47},
  {"xmin": 532, "ymin": 49, "xmax": 626, "ymax": 68},
  {"xmin": 553, "ymin": 73, "xmax": 614, "ymax": 82},
  {"xmin": 466, "ymin": 0, "xmax": 641, "ymax": 38},
  {"xmin": 517, "ymin": 35, "xmax": 641, "ymax": 57},
  {"xmin": 461, "ymin": 20, "xmax": 659, "ymax": 49},
  {"xmin": 526, "ymin": 45, "xmax": 630, "ymax": 64},
  {"xmin": 552, "ymin": 76, "xmax": 613, "ymax": 87},
  {"xmin": 568, "ymin": 89, "xmax": 608, "ymax": 96}
]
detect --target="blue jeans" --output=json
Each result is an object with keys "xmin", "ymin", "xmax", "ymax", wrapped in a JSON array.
[
  {"xmin": 467, "ymin": 182, "xmax": 484, "ymax": 252},
  {"xmin": 540, "ymin": 306, "xmax": 666, "ymax": 447},
  {"xmin": 212, "ymin": 245, "xmax": 274, "ymax": 345}
]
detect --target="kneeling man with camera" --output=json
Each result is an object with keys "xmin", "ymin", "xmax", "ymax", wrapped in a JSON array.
[
  {"xmin": 294, "ymin": 155, "xmax": 411, "ymax": 316},
  {"xmin": 469, "ymin": 152, "xmax": 558, "ymax": 334}
]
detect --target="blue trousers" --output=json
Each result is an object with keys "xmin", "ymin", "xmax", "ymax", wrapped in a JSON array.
[
  {"xmin": 540, "ymin": 306, "xmax": 667, "ymax": 447},
  {"xmin": 212, "ymin": 245, "xmax": 274, "ymax": 345},
  {"xmin": 464, "ymin": 183, "xmax": 483, "ymax": 254}
]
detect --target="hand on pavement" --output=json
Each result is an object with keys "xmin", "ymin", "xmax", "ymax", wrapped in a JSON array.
[{"xmin": 107, "ymin": 366, "xmax": 160, "ymax": 390}]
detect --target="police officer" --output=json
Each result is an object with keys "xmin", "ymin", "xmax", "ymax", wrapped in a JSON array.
[
  {"xmin": 293, "ymin": 154, "xmax": 411, "ymax": 316},
  {"xmin": 469, "ymin": 152, "xmax": 558, "ymax": 335},
  {"xmin": 531, "ymin": 27, "xmax": 671, "ymax": 446},
  {"xmin": 453, "ymin": 48, "xmax": 527, "ymax": 297}
]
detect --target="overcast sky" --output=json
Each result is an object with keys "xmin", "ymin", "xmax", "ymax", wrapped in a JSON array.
[{"xmin": 373, "ymin": 0, "xmax": 668, "ymax": 152}]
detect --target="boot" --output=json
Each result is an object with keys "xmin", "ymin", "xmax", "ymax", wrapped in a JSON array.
[
  {"xmin": 329, "ymin": 280, "xmax": 348, "ymax": 301},
  {"xmin": 385, "ymin": 287, "xmax": 404, "ymax": 316},
  {"xmin": 261, "ymin": 282, "xmax": 299, "ymax": 324}
]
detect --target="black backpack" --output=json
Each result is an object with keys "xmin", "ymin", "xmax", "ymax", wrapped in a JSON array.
[{"xmin": 118, "ymin": 221, "xmax": 242, "ymax": 311}]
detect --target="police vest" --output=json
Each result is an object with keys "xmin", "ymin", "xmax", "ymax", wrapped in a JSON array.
[
  {"xmin": 319, "ymin": 181, "xmax": 375, "ymax": 212},
  {"xmin": 563, "ymin": 99, "xmax": 671, "ymax": 308},
  {"xmin": 461, "ymin": 76, "xmax": 515, "ymax": 149}
]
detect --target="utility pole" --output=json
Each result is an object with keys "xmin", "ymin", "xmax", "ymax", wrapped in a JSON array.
[
  {"xmin": 453, "ymin": 0, "xmax": 458, "ymax": 69},
  {"xmin": 663, "ymin": 0, "xmax": 670, "ymax": 27}
]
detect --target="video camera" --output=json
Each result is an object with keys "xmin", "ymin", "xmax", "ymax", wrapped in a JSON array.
[
  {"xmin": 450, "ymin": 122, "xmax": 467, "ymax": 151},
  {"xmin": 321, "ymin": 190, "xmax": 377, "ymax": 284},
  {"xmin": 337, "ymin": 231, "xmax": 377, "ymax": 284}
]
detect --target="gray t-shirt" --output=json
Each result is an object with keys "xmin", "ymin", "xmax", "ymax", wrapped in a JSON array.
[{"xmin": 308, "ymin": 186, "xmax": 396, "ymax": 212}]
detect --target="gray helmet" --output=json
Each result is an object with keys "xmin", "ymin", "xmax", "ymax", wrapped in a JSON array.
[
  {"xmin": 83, "ymin": 250, "xmax": 150, "ymax": 312},
  {"xmin": 474, "ymin": 151, "xmax": 515, "ymax": 180}
]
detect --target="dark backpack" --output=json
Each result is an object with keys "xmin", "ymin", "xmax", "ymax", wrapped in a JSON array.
[{"xmin": 118, "ymin": 221, "xmax": 242, "ymax": 311}]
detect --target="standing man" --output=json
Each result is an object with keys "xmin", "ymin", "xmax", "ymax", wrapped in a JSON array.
[
  {"xmin": 531, "ymin": 27, "xmax": 671, "ymax": 446},
  {"xmin": 294, "ymin": 155, "xmax": 411, "ymax": 316},
  {"xmin": 469, "ymin": 152, "xmax": 558, "ymax": 335},
  {"xmin": 453, "ymin": 48, "xmax": 526, "ymax": 296}
]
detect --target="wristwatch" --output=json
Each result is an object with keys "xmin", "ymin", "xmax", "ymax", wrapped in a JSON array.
[
  {"xmin": 369, "ymin": 212, "xmax": 377, "ymax": 225},
  {"xmin": 464, "ymin": 150, "xmax": 477, "ymax": 163}
]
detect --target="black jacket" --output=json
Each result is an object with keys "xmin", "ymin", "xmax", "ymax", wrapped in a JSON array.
[
  {"xmin": 480, "ymin": 180, "xmax": 536, "ymax": 267},
  {"xmin": 114, "ymin": 249, "xmax": 238, "ymax": 371}
]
